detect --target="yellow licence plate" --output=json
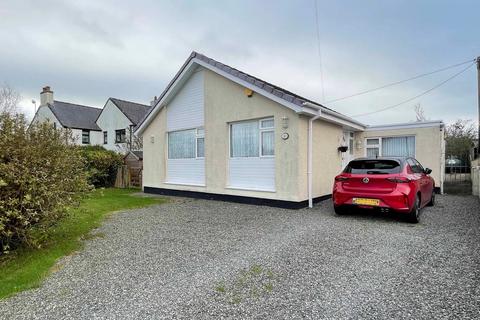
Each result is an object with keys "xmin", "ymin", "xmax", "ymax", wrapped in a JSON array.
[{"xmin": 352, "ymin": 198, "xmax": 380, "ymax": 206}]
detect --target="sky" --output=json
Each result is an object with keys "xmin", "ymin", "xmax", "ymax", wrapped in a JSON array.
[{"xmin": 0, "ymin": 0, "xmax": 479, "ymax": 125}]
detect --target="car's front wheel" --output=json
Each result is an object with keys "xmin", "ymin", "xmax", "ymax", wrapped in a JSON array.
[
  {"xmin": 406, "ymin": 195, "xmax": 421, "ymax": 223},
  {"xmin": 427, "ymin": 190, "xmax": 435, "ymax": 207}
]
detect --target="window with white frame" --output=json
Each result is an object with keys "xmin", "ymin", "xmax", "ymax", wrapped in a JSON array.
[
  {"xmin": 365, "ymin": 136, "xmax": 415, "ymax": 157},
  {"xmin": 168, "ymin": 128, "xmax": 204, "ymax": 159},
  {"xmin": 230, "ymin": 118, "xmax": 274, "ymax": 158}
]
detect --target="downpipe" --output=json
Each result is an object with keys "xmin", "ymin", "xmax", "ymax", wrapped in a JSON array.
[{"xmin": 308, "ymin": 112, "xmax": 322, "ymax": 208}]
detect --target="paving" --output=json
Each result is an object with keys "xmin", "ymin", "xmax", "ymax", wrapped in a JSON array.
[{"xmin": 1, "ymin": 194, "xmax": 479, "ymax": 319}]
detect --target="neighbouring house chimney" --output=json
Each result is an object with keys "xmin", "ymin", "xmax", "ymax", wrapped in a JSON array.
[
  {"xmin": 150, "ymin": 95, "xmax": 158, "ymax": 107},
  {"xmin": 40, "ymin": 86, "xmax": 53, "ymax": 106}
]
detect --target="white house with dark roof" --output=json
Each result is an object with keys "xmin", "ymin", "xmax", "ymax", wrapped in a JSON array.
[
  {"xmin": 32, "ymin": 86, "xmax": 103, "ymax": 145},
  {"xmin": 32, "ymin": 87, "xmax": 151, "ymax": 151},
  {"xmin": 95, "ymin": 97, "xmax": 151, "ymax": 151}
]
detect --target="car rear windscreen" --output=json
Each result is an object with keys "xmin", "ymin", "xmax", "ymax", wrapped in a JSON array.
[{"xmin": 344, "ymin": 160, "xmax": 401, "ymax": 174}]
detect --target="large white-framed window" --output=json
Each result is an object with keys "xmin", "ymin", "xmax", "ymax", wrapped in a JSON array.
[
  {"xmin": 168, "ymin": 127, "xmax": 204, "ymax": 159},
  {"xmin": 230, "ymin": 118, "xmax": 275, "ymax": 158},
  {"xmin": 365, "ymin": 136, "xmax": 415, "ymax": 157}
]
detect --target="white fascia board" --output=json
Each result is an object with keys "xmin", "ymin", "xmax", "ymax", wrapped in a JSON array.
[
  {"xmin": 366, "ymin": 120, "xmax": 444, "ymax": 131},
  {"xmin": 317, "ymin": 112, "xmax": 366, "ymax": 131}
]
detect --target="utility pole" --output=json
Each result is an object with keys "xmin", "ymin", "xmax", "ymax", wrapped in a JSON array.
[{"xmin": 477, "ymin": 56, "xmax": 480, "ymax": 158}]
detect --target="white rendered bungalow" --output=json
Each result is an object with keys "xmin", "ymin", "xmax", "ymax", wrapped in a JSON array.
[{"xmin": 135, "ymin": 52, "xmax": 445, "ymax": 208}]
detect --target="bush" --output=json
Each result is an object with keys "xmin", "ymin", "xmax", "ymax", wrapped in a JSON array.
[
  {"xmin": 0, "ymin": 113, "xmax": 89, "ymax": 253},
  {"xmin": 79, "ymin": 146, "xmax": 123, "ymax": 188}
]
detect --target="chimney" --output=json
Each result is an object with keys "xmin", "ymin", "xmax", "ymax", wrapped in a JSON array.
[
  {"xmin": 40, "ymin": 86, "xmax": 53, "ymax": 106},
  {"xmin": 150, "ymin": 95, "xmax": 157, "ymax": 107}
]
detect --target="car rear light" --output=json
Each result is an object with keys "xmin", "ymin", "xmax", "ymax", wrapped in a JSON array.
[
  {"xmin": 386, "ymin": 177, "xmax": 411, "ymax": 183},
  {"xmin": 335, "ymin": 176, "xmax": 349, "ymax": 181}
]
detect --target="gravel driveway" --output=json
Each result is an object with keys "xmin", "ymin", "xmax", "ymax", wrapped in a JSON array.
[{"xmin": 1, "ymin": 194, "xmax": 479, "ymax": 319}]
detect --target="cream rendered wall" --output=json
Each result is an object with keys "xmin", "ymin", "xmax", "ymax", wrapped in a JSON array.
[
  {"xmin": 96, "ymin": 100, "xmax": 133, "ymax": 151},
  {"xmin": 354, "ymin": 126, "xmax": 444, "ymax": 187},
  {"xmin": 297, "ymin": 117, "xmax": 344, "ymax": 201},
  {"xmin": 142, "ymin": 67, "xmax": 302, "ymax": 201}
]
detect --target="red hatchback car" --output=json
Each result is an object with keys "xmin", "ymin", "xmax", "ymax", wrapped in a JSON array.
[{"xmin": 333, "ymin": 157, "xmax": 435, "ymax": 223}]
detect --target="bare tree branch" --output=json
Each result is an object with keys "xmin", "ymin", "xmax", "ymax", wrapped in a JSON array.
[
  {"xmin": 414, "ymin": 103, "xmax": 427, "ymax": 122},
  {"xmin": 0, "ymin": 84, "xmax": 21, "ymax": 115}
]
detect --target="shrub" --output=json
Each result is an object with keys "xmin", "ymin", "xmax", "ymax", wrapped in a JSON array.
[
  {"xmin": 0, "ymin": 113, "xmax": 89, "ymax": 253},
  {"xmin": 79, "ymin": 146, "xmax": 123, "ymax": 187}
]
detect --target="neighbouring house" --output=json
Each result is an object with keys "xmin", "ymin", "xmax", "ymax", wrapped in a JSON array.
[
  {"xmin": 32, "ymin": 86, "xmax": 103, "ymax": 145},
  {"xmin": 32, "ymin": 87, "xmax": 151, "ymax": 151},
  {"xmin": 96, "ymin": 98, "xmax": 151, "ymax": 152},
  {"xmin": 135, "ymin": 52, "xmax": 445, "ymax": 208}
]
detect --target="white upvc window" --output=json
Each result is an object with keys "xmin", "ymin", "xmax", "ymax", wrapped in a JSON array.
[
  {"xmin": 168, "ymin": 127, "xmax": 205, "ymax": 159},
  {"xmin": 365, "ymin": 136, "xmax": 415, "ymax": 157},
  {"xmin": 230, "ymin": 118, "xmax": 274, "ymax": 158}
]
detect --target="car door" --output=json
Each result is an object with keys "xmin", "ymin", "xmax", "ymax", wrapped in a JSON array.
[{"xmin": 413, "ymin": 158, "xmax": 432, "ymax": 206}]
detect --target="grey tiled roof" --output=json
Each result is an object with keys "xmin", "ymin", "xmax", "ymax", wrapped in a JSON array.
[
  {"xmin": 193, "ymin": 52, "xmax": 334, "ymax": 111},
  {"xmin": 138, "ymin": 51, "xmax": 337, "ymax": 131},
  {"xmin": 110, "ymin": 98, "xmax": 150, "ymax": 126},
  {"xmin": 48, "ymin": 100, "xmax": 101, "ymax": 131}
]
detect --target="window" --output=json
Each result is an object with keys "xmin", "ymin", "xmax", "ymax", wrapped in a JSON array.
[
  {"xmin": 365, "ymin": 136, "xmax": 415, "ymax": 157},
  {"xmin": 168, "ymin": 128, "xmax": 204, "ymax": 159},
  {"xmin": 230, "ymin": 118, "xmax": 274, "ymax": 158},
  {"xmin": 103, "ymin": 131, "xmax": 108, "ymax": 144},
  {"xmin": 115, "ymin": 129, "xmax": 126, "ymax": 143},
  {"xmin": 407, "ymin": 158, "xmax": 424, "ymax": 173},
  {"xmin": 366, "ymin": 138, "xmax": 380, "ymax": 157},
  {"xmin": 344, "ymin": 159, "xmax": 401, "ymax": 174},
  {"xmin": 82, "ymin": 130, "xmax": 90, "ymax": 144}
]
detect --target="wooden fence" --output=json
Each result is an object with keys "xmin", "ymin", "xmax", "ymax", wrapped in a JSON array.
[{"xmin": 115, "ymin": 165, "xmax": 142, "ymax": 188}]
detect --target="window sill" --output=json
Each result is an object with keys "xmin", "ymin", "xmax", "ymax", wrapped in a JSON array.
[
  {"xmin": 164, "ymin": 181, "xmax": 206, "ymax": 187},
  {"xmin": 226, "ymin": 186, "xmax": 276, "ymax": 193}
]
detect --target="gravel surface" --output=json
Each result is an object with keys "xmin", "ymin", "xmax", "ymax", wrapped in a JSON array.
[{"xmin": 1, "ymin": 194, "xmax": 479, "ymax": 319}]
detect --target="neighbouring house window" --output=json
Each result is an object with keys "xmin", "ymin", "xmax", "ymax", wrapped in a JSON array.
[
  {"xmin": 230, "ymin": 118, "xmax": 274, "ymax": 157},
  {"xmin": 365, "ymin": 136, "xmax": 415, "ymax": 157},
  {"xmin": 82, "ymin": 130, "xmax": 90, "ymax": 144},
  {"xmin": 115, "ymin": 129, "xmax": 126, "ymax": 143},
  {"xmin": 103, "ymin": 131, "xmax": 108, "ymax": 144},
  {"xmin": 53, "ymin": 122, "xmax": 57, "ymax": 130},
  {"xmin": 168, "ymin": 128, "xmax": 204, "ymax": 159}
]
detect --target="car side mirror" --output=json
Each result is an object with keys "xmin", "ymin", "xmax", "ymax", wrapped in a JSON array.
[{"xmin": 424, "ymin": 168, "xmax": 432, "ymax": 174}]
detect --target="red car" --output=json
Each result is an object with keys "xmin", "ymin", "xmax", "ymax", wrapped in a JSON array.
[{"xmin": 332, "ymin": 157, "xmax": 435, "ymax": 223}]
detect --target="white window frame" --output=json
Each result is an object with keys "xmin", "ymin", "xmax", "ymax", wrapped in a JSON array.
[
  {"xmin": 229, "ymin": 117, "xmax": 275, "ymax": 159},
  {"xmin": 364, "ymin": 135, "xmax": 416, "ymax": 157},
  {"xmin": 259, "ymin": 118, "xmax": 275, "ymax": 158},
  {"xmin": 167, "ymin": 127, "xmax": 205, "ymax": 160}
]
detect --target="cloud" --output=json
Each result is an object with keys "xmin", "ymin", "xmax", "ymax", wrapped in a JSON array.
[{"xmin": 0, "ymin": 0, "xmax": 478, "ymax": 125}]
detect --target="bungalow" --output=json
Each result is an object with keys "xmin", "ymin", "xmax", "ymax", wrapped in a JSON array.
[{"xmin": 134, "ymin": 52, "xmax": 445, "ymax": 208}]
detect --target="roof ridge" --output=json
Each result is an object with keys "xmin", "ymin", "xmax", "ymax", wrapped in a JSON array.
[
  {"xmin": 110, "ymin": 97, "xmax": 150, "ymax": 108},
  {"xmin": 53, "ymin": 100, "xmax": 101, "ymax": 110}
]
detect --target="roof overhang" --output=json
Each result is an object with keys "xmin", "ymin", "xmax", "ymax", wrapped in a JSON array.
[
  {"xmin": 135, "ymin": 57, "xmax": 365, "ymax": 135},
  {"xmin": 366, "ymin": 120, "xmax": 444, "ymax": 131}
]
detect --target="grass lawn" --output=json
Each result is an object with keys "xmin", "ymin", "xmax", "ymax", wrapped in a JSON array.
[{"xmin": 0, "ymin": 188, "xmax": 166, "ymax": 300}]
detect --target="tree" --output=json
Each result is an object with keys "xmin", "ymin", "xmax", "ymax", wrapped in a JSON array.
[
  {"xmin": 414, "ymin": 103, "xmax": 427, "ymax": 122},
  {"xmin": 0, "ymin": 84, "xmax": 21, "ymax": 115},
  {"xmin": 445, "ymin": 119, "xmax": 478, "ymax": 165}
]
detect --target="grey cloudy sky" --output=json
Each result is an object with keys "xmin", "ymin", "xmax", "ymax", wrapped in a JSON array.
[{"xmin": 1, "ymin": 0, "xmax": 479, "ymax": 125}]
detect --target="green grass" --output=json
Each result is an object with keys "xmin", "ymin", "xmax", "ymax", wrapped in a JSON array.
[{"xmin": 0, "ymin": 188, "xmax": 166, "ymax": 299}]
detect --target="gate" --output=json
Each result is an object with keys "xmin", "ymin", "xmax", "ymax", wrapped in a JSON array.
[{"xmin": 444, "ymin": 164, "xmax": 471, "ymax": 194}]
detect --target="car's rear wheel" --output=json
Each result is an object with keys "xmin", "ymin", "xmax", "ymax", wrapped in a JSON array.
[
  {"xmin": 406, "ymin": 195, "xmax": 421, "ymax": 223},
  {"xmin": 427, "ymin": 190, "xmax": 435, "ymax": 207},
  {"xmin": 334, "ymin": 205, "xmax": 347, "ymax": 215}
]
